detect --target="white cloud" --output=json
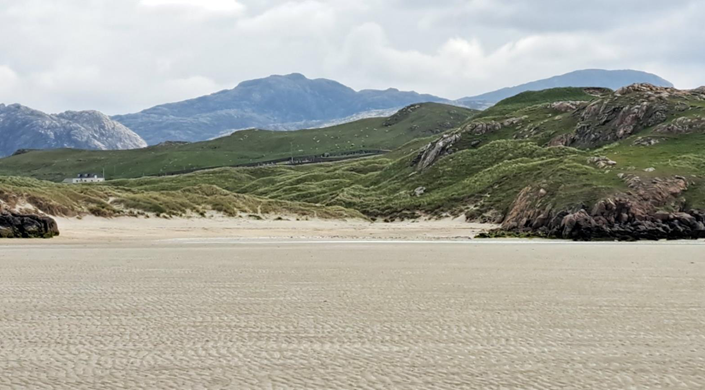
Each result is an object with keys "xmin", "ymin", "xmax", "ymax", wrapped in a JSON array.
[
  {"xmin": 140, "ymin": 0, "xmax": 245, "ymax": 13},
  {"xmin": 238, "ymin": 1, "xmax": 337, "ymax": 36},
  {"xmin": 0, "ymin": 0, "xmax": 702, "ymax": 113},
  {"xmin": 0, "ymin": 65, "xmax": 20, "ymax": 101},
  {"xmin": 163, "ymin": 76, "xmax": 221, "ymax": 100}
]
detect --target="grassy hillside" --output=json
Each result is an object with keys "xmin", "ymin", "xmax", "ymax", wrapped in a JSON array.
[
  {"xmin": 2, "ymin": 85, "xmax": 705, "ymax": 238},
  {"xmin": 0, "ymin": 176, "xmax": 363, "ymax": 220},
  {"xmin": 0, "ymin": 103, "xmax": 476, "ymax": 182}
]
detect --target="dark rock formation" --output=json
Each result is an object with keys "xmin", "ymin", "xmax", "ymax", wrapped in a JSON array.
[
  {"xmin": 499, "ymin": 175, "xmax": 705, "ymax": 241},
  {"xmin": 0, "ymin": 211, "xmax": 60, "ymax": 238}
]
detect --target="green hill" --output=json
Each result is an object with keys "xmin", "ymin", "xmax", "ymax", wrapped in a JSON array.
[
  {"xmin": 3, "ymin": 84, "xmax": 705, "ymax": 240},
  {"xmin": 0, "ymin": 103, "xmax": 476, "ymax": 182}
]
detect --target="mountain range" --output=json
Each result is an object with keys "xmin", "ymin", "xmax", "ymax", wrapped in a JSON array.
[
  {"xmin": 113, "ymin": 69, "xmax": 673, "ymax": 144},
  {"xmin": 112, "ymin": 73, "xmax": 449, "ymax": 144},
  {"xmin": 0, "ymin": 104, "xmax": 147, "ymax": 158},
  {"xmin": 0, "ymin": 69, "xmax": 675, "ymax": 155}
]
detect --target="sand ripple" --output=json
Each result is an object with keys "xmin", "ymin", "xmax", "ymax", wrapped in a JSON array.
[{"xmin": 0, "ymin": 242, "xmax": 703, "ymax": 389}]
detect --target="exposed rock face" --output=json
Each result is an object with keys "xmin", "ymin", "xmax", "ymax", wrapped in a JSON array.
[
  {"xmin": 547, "ymin": 84, "xmax": 692, "ymax": 148},
  {"xmin": 412, "ymin": 116, "xmax": 529, "ymax": 170},
  {"xmin": 461, "ymin": 121, "xmax": 502, "ymax": 136},
  {"xmin": 654, "ymin": 116, "xmax": 705, "ymax": 134},
  {"xmin": 633, "ymin": 136, "xmax": 662, "ymax": 146},
  {"xmin": 615, "ymin": 83, "xmax": 678, "ymax": 96},
  {"xmin": 500, "ymin": 176, "xmax": 704, "ymax": 240},
  {"xmin": 413, "ymin": 133, "xmax": 461, "ymax": 171},
  {"xmin": 0, "ymin": 104, "xmax": 147, "ymax": 157},
  {"xmin": 459, "ymin": 116, "xmax": 527, "ymax": 137},
  {"xmin": 587, "ymin": 156, "xmax": 617, "ymax": 169},
  {"xmin": 547, "ymin": 101, "xmax": 586, "ymax": 112},
  {"xmin": 0, "ymin": 211, "xmax": 60, "ymax": 238}
]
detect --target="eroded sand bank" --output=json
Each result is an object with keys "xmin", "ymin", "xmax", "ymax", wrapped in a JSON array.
[{"xmin": 0, "ymin": 219, "xmax": 704, "ymax": 389}]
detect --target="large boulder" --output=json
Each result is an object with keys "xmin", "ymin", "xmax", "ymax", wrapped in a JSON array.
[{"xmin": 0, "ymin": 211, "xmax": 60, "ymax": 238}]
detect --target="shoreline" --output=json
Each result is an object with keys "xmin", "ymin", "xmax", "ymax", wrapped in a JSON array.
[{"xmin": 3, "ymin": 215, "xmax": 704, "ymax": 245}]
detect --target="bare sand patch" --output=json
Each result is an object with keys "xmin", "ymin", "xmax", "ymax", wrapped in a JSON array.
[
  {"xmin": 42, "ymin": 215, "xmax": 494, "ymax": 243},
  {"xmin": 1, "ymin": 238, "xmax": 704, "ymax": 389}
]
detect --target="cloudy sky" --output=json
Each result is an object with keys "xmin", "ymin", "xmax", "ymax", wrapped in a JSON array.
[{"xmin": 1, "ymin": 0, "xmax": 703, "ymax": 114}]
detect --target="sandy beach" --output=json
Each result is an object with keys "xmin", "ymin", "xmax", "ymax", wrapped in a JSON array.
[
  {"xmin": 1, "ymin": 218, "xmax": 704, "ymax": 389},
  {"xmin": 49, "ymin": 215, "xmax": 494, "ymax": 242}
]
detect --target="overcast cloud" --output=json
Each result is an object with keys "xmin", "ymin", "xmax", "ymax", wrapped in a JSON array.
[{"xmin": 1, "ymin": 0, "xmax": 703, "ymax": 114}]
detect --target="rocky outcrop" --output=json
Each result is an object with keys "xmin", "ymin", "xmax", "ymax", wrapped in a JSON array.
[
  {"xmin": 0, "ymin": 211, "xmax": 60, "ymax": 238},
  {"xmin": 546, "ymin": 84, "xmax": 692, "ymax": 148},
  {"xmin": 413, "ymin": 116, "xmax": 528, "ymax": 170},
  {"xmin": 499, "ymin": 176, "xmax": 704, "ymax": 240},
  {"xmin": 633, "ymin": 136, "xmax": 662, "ymax": 146},
  {"xmin": 0, "ymin": 104, "xmax": 147, "ymax": 157},
  {"xmin": 587, "ymin": 156, "xmax": 617, "ymax": 169},
  {"xmin": 384, "ymin": 104, "xmax": 422, "ymax": 127},
  {"xmin": 461, "ymin": 121, "xmax": 502, "ymax": 136},
  {"xmin": 459, "ymin": 116, "xmax": 527, "ymax": 136},
  {"xmin": 547, "ymin": 101, "xmax": 586, "ymax": 112},
  {"xmin": 654, "ymin": 116, "xmax": 705, "ymax": 134},
  {"xmin": 615, "ymin": 83, "xmax": 678, "ymax": 96},
  {"xmin": 413, "ymin": 133, "xmax": 462, "ymax": 171}
]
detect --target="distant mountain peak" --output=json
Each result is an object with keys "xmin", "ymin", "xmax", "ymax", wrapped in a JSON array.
[
  {"xmin": 113, "ymin": 75, "xmax": 449, "ymax": 144},
  {"xmin": 283, "ymin": 73, "xmax": 308, "ymax": 80},
  {"xmin": 457, "ymin": 69, "xmax": 673, "ymax": 105},
  {"xmin": 0, "ymin": 104, "xmax": 147, "ymax": 157}
]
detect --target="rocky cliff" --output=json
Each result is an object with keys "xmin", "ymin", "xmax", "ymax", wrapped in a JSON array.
[{"xmin": 0, "ymin": 104, "xmax": 147, "ymax": 157}]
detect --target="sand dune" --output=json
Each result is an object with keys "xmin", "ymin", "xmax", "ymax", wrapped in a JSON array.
[{"xmin": 0, "ymin": 220, "xmax": 704, "ymax": 389}]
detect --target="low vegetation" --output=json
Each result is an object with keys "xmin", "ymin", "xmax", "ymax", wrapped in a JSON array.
[
  {"xmin": 2, "ymin": 85, "xmax": 704, "ymax": 239},
  {"xmin": 0, "ymin": 176, "xmax": 364, "ymax": 220},
  {"xmin": 0, "ymin": 103, "xmax": 476, "ymax": 182}
]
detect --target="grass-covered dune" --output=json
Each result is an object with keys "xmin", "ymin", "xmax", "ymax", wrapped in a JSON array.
[
  {"xmin": 0, "ymin": 176, "xmax": 364, "ymax": 220},
  {"xmin": 0, "ymin": 103, "xmax": 476, "ymax": 182}
]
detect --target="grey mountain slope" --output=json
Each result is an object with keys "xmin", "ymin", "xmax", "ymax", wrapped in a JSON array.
[
  {"xmin": 0, "ymin": 104, "xmax": 147, "ymax": 157},
  {"xmin": 113, "ymin": 73, "xmax": 450, "ymax": 144},
  {"xmin": 456, "ymin": 69, "xmax": 673, "ymax": 105}
]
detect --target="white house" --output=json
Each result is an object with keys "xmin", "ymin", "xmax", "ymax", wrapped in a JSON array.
[{"xmin": 63, "ymin": 173, "xmax": 105, "ymax": 184}]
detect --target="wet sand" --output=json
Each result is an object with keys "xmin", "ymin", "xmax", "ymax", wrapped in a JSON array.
[{"xmin": 1, "ymin": 220, "xmax": 704, "ymax": 389}]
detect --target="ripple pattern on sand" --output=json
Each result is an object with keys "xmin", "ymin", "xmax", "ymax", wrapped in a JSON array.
[{"xmin": 0, "ymin": 243, "xmax": 703, "ymax": 389}]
